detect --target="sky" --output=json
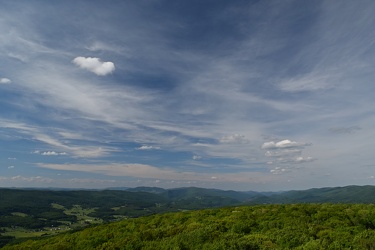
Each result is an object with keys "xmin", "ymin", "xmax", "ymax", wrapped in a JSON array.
[{"xmin": 1, "ymin": 0, "xmax": 375, "ymax": 191}]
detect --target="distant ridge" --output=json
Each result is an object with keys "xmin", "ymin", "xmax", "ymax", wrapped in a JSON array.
[
  {"xmin": 248, "ymin": 185, "xmax": 375, "ymax": 204},
  {"xmin": 2, "ymin": 185, "xmax": 375, "ymax": 205},
  {"xmin": 1, "ymin": 184, "xmax": 375, "ymax": 245}
]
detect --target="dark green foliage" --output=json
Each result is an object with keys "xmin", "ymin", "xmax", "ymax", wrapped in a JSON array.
[
  {"xmin": 0, "ymin": 188, "xmax": 250, "ymax": 224},
  {"xmin": 0, "ymin": 187, "xmax": 252, "ymax": 235},
  {"xmin": 4, "ymin": 204, "xmax": 375, "ymax": 249},
  {"xmin": 3, "ymin": 185, "xmax": 375, "ymax": 248},
  {"xmin": 0, "ymin": 214, "xmax": 53, "ymax": 229},
  {"xmin": 0, "ymin": 235, "xmax": 15, "ymax": 248}
]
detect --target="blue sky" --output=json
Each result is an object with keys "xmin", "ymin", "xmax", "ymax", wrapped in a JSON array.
[{"xmin": 1, "ymin": 0, "xmax": 375, "ymax": 191}]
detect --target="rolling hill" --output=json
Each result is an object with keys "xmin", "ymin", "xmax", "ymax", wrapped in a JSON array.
[{"xmin": 1, "ymin": 185, "xmax": 375, "ymax": 247}]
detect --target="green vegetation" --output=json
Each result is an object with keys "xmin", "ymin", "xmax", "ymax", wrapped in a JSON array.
[
  {"xmin": 3, "ymin": 203, "xmax": 375, "ymax": 249},
  {"xmin": 2, "ymin": 186, "xmax": 375, "ymax": 248},
  {"xmin": 0, "ymin": 187, "xmax": 251, "ymax": 246}
]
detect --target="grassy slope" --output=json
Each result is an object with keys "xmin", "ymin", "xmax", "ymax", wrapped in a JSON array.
[{"xmin": 3, "ymin": 203, "xmax": 375, "ymax": 249}]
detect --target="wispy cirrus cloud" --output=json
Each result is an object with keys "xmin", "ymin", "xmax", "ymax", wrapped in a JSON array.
[
  {"xmin": 1, "ymin": 1, "xmax": 375, "ymax": 190},
  {"xmin": 0, "ymin": 120, "xmax": 117, "ymax": 158}
]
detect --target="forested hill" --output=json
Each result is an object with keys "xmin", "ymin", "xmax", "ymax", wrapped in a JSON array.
[
  {"xmin": 1, "ymin": 185, "xmax": 375, "ymax": 247},
  {"xmin": 3, "ymin": 204, "xmax": 375, "ymax": 249},
  {"xmin": 2, "ymin": 185, "xmax": 375, "ymax": 215},
  {"xmin": 247, "ymin": 185, "xmax": 375, "ymax": 204},
  {"xmin": 124, "ymin": 185, "xmax": 375, "ymax": 204}
]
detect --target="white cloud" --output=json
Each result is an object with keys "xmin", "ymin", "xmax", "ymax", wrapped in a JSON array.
[
  {"xmin": 40, "ymin": 151, "xmax": 67, "ymax": 156},
  {"xmin": 261, "ymin": 140, "xmax": 310, "ymax": 150},
  {"xmin": 0, "ymin": 78, "xmax": 11, "ymax": 84},
  {"xmin": 137, "ymin": 145, "xmax": 161, "ymax": 150},
  {"xmin": 269, "ymin": 156, "xmax": 315, "ymax": 175},
  {"xmin": 192, "ymin": 155, "xmax": 202, "ymax": 160},
  {"xmin": 9, "ymin": 175, "xmax": 54, "ymax": 183},
  {"xmin": 0, "ymin": 122, "xmax": 116, "ymax": 158},
  {"xmin": 72, "ymin": 57, "xmax": 115, "ymax": 76},
  {"xmin": 270, "ymin": 167, "xmax": 288, "ymax": 175},
  {"xmin": 220, "ymin": 134, "xmax": 249, "ymax": 144},
  {"xmin": 265, "ymin": 149, "xmax": 301, "ymax": 157},
  {"xmin": 3, "ymin": 1, "xmax": 375, "ymax": 190},
  {"xmin": 8, "ymin": 166, "xmax": 15, "ymax": 169},
  {"xmin": 262, "ymin": 139, "xmax": 314, "ymax": 168},
  {"xmin": 294, "ymin": 156, "xmax": 314, "ymax": 163}
]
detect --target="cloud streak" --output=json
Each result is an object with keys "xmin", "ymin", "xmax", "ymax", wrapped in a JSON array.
[{"xmin": 261, "ymin": 140, "xmax": 311, "ymax": 150}]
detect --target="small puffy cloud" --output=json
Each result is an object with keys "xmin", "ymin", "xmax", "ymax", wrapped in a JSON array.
[
  {"xmin": 8, "ymin": 166, "xmax": 15, "ymax": 169},
  {"xmin": 262, "ymin": 139, "xmax": 314, "ymax": 167},
  {"xmin": 72, "ymin": 56, "xmax": 115, "ymax": 76},
  {"xmin": 270, "ymin": 167, "xmax": 288, "ymax": 175},
  {"xmin": 261, "ymin": 139, "xmax": 310, "ymax": 150},
  {"xmin": 137, "ymin": 145, "xmax": 161, "ymax": 150},
  {"xmin": 42, "ymin": 151, "xmax": 59, "ymax": 156},
  {"xmin": 193, "ymin": 155, "xmax": 202, "ymax": 160},
  {"xmin": 294, "ymin": 156, "xmax": 314, "ymax": 163},
  {"xmin": 8, "ymin": 157, "xmax": 17, "ymax": 160},
  {"xmin": 220, "ymin": 134, "xmax": 249, "ymax": 144},
  {"xmin": 0, "ymin": 78, "xmax": 11, "ymax": 84}
]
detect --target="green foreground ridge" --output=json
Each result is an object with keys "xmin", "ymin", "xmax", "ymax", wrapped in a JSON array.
[{"xmin": 3, "ymin": 203, "xmax": 375, "ymax": 249}]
